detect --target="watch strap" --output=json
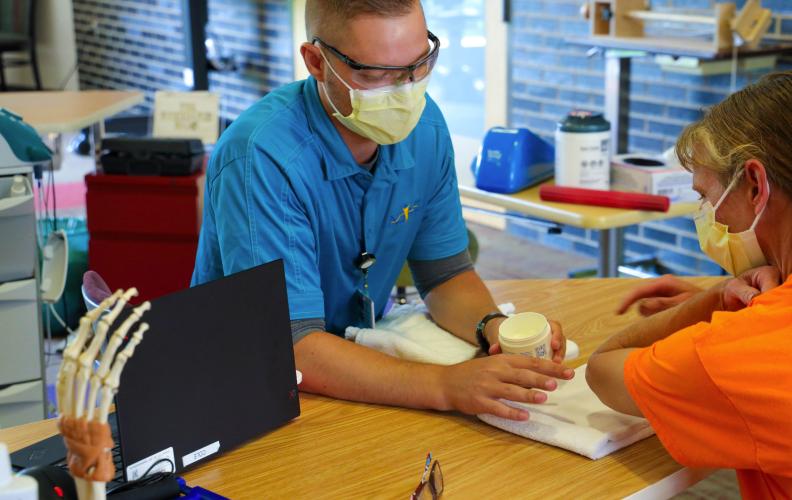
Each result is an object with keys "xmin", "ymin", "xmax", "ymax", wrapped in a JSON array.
[{"xmin": 475, "ymin": 312, "xmax": 507, "ymax": 353}]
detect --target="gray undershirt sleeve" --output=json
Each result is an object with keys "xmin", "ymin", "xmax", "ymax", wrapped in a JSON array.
[
  {"xmin": 408, "ymin": 249, "xmax": 474, "ymax": 299},
  {"xmin": 290, "ymin": 318, "xmax": 326, "ymax": 344}
]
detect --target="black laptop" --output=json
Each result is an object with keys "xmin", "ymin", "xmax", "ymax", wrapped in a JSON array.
[{"xmin": 12, "ymin": 260, "xmax": 300, "ymax": 484}]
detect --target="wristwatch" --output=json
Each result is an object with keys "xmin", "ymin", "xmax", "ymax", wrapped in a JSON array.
[{"xmin": 475, "ymin": 312, "xmax": 507, "ymax": 353}]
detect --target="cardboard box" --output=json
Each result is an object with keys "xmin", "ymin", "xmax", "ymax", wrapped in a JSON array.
[{"xmin": 610, "ymin": 154, "xmax": 698, "ymax": 202}]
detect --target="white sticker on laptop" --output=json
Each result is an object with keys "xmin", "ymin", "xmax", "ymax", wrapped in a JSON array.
[
  {"xmin": 125, "ymin": 447, "xmax": 175, "ymax": 481},
  {"xmin": 182, "ymin": 441, "xmax": 220, "ymax": 468}
]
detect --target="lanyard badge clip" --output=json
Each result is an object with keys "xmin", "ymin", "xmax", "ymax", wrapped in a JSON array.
[{"xmin": 355, "ymin": 251, "xmax": 377, "ymax": 328}]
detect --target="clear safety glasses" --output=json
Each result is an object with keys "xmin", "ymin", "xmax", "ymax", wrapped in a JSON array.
[{"xmin": 313, "ymin": 31, "xmax": 440, "ymax": 88}]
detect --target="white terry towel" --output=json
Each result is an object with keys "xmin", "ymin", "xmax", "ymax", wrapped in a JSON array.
[
  {"xmin": 345, "ymin": 302, "xmax": 580, "ymax": 365},
  {"xmin": 344, "ymin": 302, "xmax": 511, "ymax": 365},
  {"xmin": 478, "ymin": 364, "xmax": 655, "ymax": 460}
]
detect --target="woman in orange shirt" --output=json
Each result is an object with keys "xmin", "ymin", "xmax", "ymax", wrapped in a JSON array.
[{"xmin": 587, "ymin": 71, "xmax": 792, "ymax": 499}]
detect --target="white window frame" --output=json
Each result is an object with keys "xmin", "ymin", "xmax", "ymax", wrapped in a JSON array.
[
  {"xmin": 485, "ymin": 1, "xmax": 509, "ymax": 130},
  {"xmin": 291, "ymin": 0, "xmax": 309, "ymax": 81}
]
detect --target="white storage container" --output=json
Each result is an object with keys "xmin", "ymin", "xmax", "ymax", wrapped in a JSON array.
[{"xmin": 554, "ymin": 111, "xmax": 611, "ymax": 190}]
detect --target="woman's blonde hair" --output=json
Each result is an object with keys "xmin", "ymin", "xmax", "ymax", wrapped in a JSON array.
[{"xmin": 675, "ymin": 70, "xmax": 792, "ymax": 197}]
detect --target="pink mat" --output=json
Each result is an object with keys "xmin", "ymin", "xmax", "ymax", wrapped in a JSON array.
[{"xmin": 34, "ymin": 181, "xmax": 86, "ymax": 213}]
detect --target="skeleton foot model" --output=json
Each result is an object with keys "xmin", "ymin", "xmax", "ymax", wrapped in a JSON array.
[{"xmin": 55, "ymin": 288, "xmax": 151, "ymax": 500}]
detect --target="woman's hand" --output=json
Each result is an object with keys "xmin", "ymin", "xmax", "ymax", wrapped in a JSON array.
[
  {"xmin": 617, "ymin": 275, "xmax": 703, "ymax": 316},
  {"xmin": 720, "ymin": 266, "xmax": 782, "ymax": 310}
]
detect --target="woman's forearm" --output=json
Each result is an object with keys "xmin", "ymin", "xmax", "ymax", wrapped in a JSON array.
[{"xmin": 596, "ymin": 283, "xmax": 724, "ymax": 354}]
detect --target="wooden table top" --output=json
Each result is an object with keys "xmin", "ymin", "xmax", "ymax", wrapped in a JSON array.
[
  {"xmin": 0, "ymin": 90, "xmax": 144, "ymax": 134},
  {"xmin": 0, "ymin": 277, "xmax": 724, "ymax": 499},
  {"xmin": 459, "ymin": 181, "xmax": 698, "ymax": 230}
]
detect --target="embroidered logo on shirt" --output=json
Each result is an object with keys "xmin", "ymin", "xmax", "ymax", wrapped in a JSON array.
[{"xmin": 390, "ymin": 203, "xmax": 419, "ymax": 224}]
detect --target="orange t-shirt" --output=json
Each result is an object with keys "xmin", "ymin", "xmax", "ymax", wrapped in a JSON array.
[{"xmin": 625, "ymin": 276, "xmax": 792, "ymax": 499}]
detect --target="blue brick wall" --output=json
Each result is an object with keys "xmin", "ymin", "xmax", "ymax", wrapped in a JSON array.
[
  {"xmin": 205, "ymin": 0, "xmax": 292, "ymax": 117},
  {"xmin": 72, "ymin": 0, "xmax": 185, "ymax": 115},
  {"xmin": 72, "ymin": 0, "xmax": 293, "ymax": 119},
  {"xmin": 70, "ymin": 0, "xmax": 791, "ymax": 276},
  {"xmin": 509, "ymin": 0, "xmax": 792, "ymax": 275}
]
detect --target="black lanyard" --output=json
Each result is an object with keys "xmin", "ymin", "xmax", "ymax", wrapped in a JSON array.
[
  {"xmin": 355, "ymin": 208, "xmax": 376, "ymax": 296},
  {"xmin": 355, "ymin": 175, "xmax": 376, "ymax": 296}
]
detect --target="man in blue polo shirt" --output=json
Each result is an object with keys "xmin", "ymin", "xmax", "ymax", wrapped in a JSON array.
[{"xmin": 192, "ymin": 0, "xmax": 572, "ymax": 420}]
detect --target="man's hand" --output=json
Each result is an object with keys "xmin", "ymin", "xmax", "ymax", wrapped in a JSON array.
[
  {"xmin": 720, "ymin": 266, "xmax": 781, "ymax": 311},
  {"xmin": 617, "ymin": 275, "xmax": 703, "ymax": 316},
  {"xmin": 548, "ymin": 320, "xmax": 566, "ymax": 363},
  {"xmin": 438, "ymin": 355, "xmax": 575, "ymax": 421},
  {"xmin": 486, "ymin": 319, "xmax": 567, "ymax": 363}
]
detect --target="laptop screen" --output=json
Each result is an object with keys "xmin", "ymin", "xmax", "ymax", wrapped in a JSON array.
[{"xmin": 114, "ymin": 260, "xmax": 300, "ymax": 480}]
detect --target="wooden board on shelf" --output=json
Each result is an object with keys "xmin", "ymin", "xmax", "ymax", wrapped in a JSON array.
[{"xmin": 568, "ymin": 35, "xmax": 792, "ymax": 60}]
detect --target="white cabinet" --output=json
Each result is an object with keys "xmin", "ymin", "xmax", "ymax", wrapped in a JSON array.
[
  {"xmin": 0, "ymin": 381, "xmax": 44, "ymax": 429},
  {"xmin": 0, "ymin": 175, "xmax": 36, "ymax": 282},
  {"xmin": 0, "ymin": 279, "xmax": 42, "ymax": 386},
  {"xmin": 0, "ymin": 169, "xmax": 45, "ymax": 427}
]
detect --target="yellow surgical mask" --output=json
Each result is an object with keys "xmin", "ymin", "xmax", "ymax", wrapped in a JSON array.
[
  {"xmin": 319, "ymin": 50, "xmax": 430, "ymax": 145},
  {"xmin": 694, "ymin": 171, "xmax": 769, "ymax": 276}
]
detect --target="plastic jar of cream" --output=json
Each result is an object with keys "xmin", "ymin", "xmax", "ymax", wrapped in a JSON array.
[{"xmin": 498, "ymin": 312, "xmax": 552, "ymax": 359}]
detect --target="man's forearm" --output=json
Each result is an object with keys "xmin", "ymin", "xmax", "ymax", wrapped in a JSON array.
[
  {"xmin": 596, "ymin": 283, "xmax": 724, "ymax": 354},
  {"xmin": 423, "ymin": 270, "xmax": 504, "ymax": 346},
  {"xmin": 294, "ymin": 331, "xmax": 449, "ymax": 410}
]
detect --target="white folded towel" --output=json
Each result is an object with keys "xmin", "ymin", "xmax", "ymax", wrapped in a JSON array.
[
  {"xmin": 478, "ymin": 364, "xmax": 655, "ymax": 460},
  {"xmin": 344, "ymin": 302, "xmax": 511, "ymax": 365},
  {"xmin": 345, "ymin": 302, "xmax": 580, "ymax": 365}
]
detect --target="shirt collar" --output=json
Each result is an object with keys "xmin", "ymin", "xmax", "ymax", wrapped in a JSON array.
[{"xmin": 302, "ymin": 77, "xmax": 415, "ymax": 183}]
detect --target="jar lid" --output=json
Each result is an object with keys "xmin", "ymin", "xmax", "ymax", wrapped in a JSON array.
[
  {"xmin": 557, "ymin": 110, "xmax": 611, "ymax": 133},
  {"xmin": 498, "ymin": 312, "xmax": 550, "ymax": 343}
]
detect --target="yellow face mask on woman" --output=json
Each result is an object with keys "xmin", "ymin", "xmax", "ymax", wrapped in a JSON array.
[
  {"xmin": 319, "ymin": 50, "xmax": 430, "ymax": 145},
  {"xmin": 694, "ymin": 170, "xmax": 769, "ymax": 276}
]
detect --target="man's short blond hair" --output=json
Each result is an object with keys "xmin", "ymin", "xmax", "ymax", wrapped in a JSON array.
[{"xmin": 305, "ymin": 0, "xmax": 418, "ymax": 41}]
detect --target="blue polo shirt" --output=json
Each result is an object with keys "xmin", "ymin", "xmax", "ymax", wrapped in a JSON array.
[{"xmin": 191, "ymin": 77, "xmax": 467, "ymax": 336}]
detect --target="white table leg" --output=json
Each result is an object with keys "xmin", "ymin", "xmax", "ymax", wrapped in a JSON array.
[
  {"xmin": 623, "ymin": 468, "xmax": 715, "ymax": 500},
  {"xmin": 605, "ymin": 53, "xmax": 632, "ymax": 156}
]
